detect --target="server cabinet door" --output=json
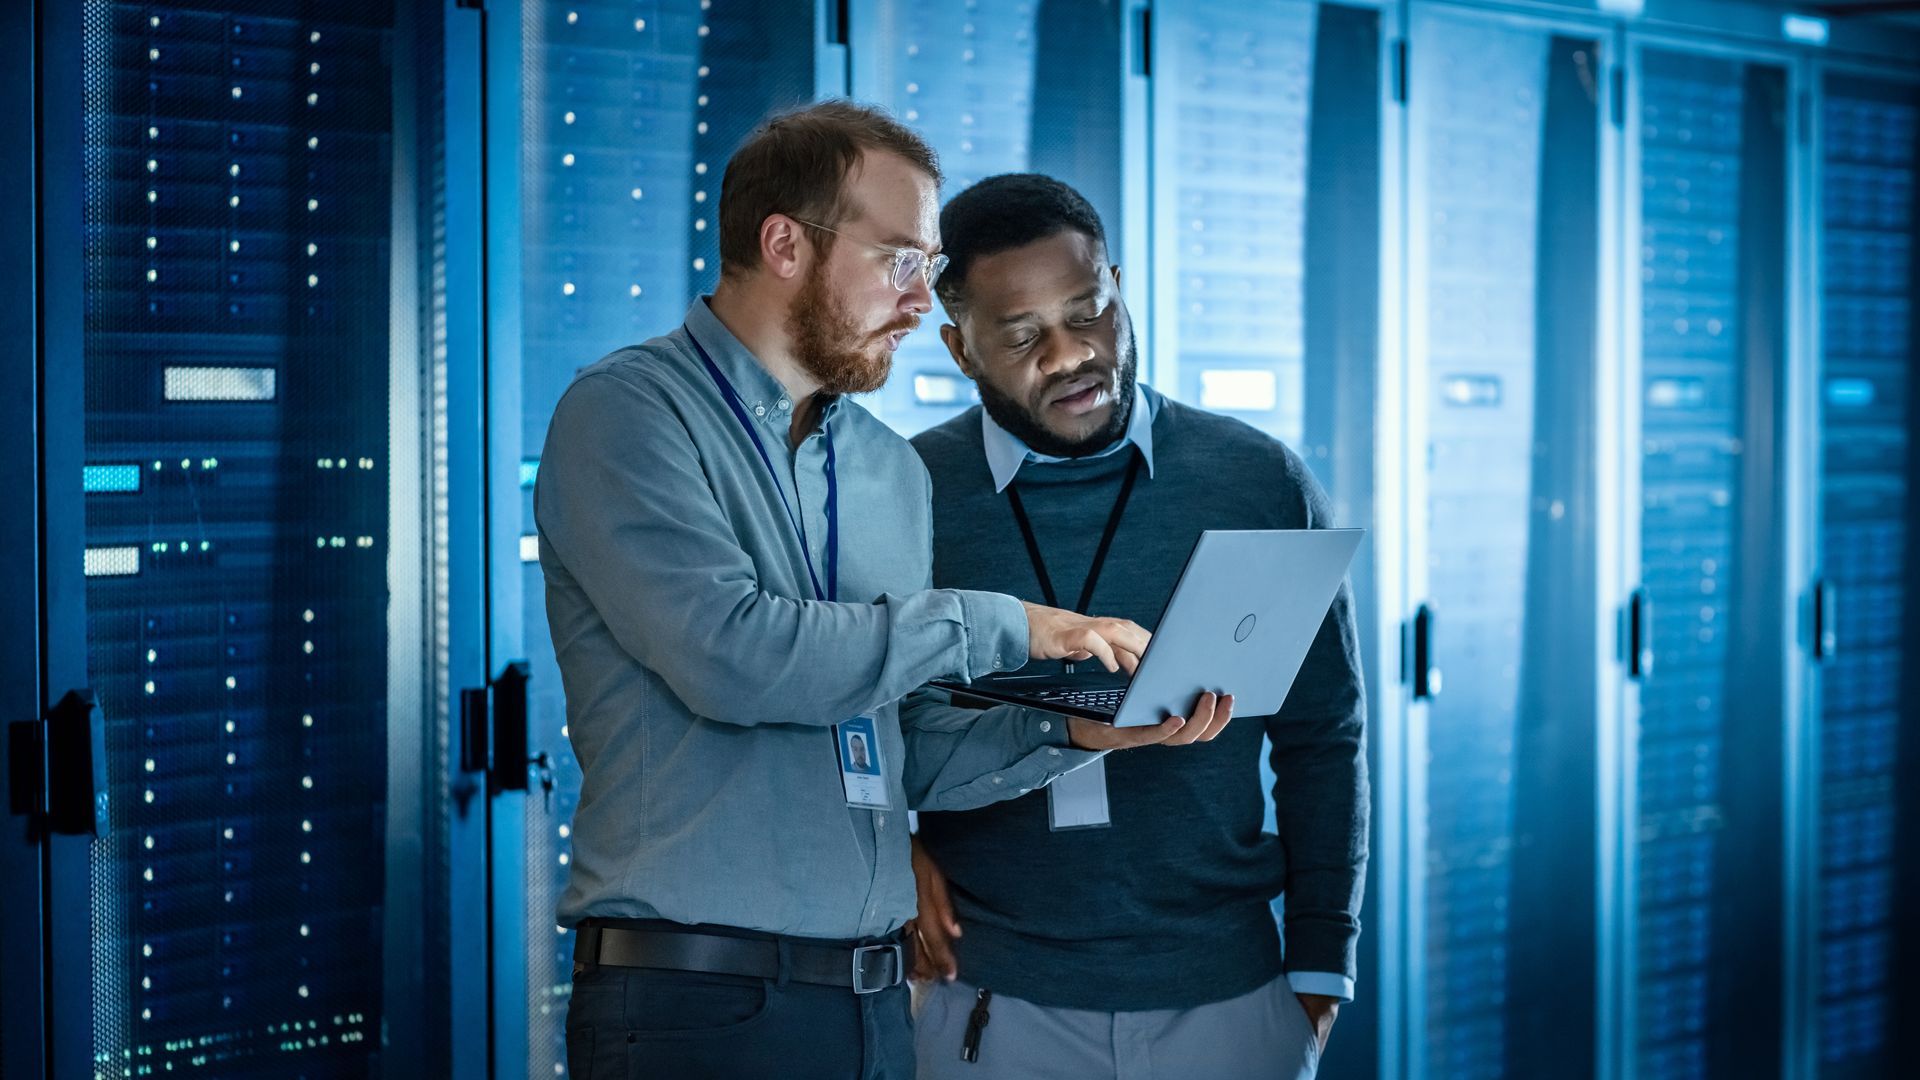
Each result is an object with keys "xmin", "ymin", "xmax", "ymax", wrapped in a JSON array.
[
  {"xmin": 1404, "ymin": 10, "xmax": 1608, "ymax": 1080},
  {"xmin": 1625, "ymin": 42, "xmax": 1793, "ymax": 1080},
  {"xmin": 1148, "ymin": 2, "xmax": 1391, "ymax": 1075},
  {"xmin": 1812, "ymin": 69, "xmax": 1920, "ymax": 1079},
  {"xmin": 847, "ymin": 0, "xmax": 1128, "ymax": 435},
  {"xmin": 488, "ymin": 4, "xmax": 822, "ymax": 1077},
  {"xmin": 3, "ymin": 2, "xmax": 77, "ymax": 1076},
  {"xmin": 49, "ymin": 1, "xmax": 454, "ymax": 1076}
]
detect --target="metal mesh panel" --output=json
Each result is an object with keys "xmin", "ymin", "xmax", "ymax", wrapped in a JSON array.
[{"xmin": 81, "ymin": 6, "xmax": 137, "ymax": 1072}]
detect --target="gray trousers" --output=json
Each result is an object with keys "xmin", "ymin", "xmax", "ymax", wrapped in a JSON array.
[{"xmin": 913, "ymin": 974, "xmax": 1321, "ymax": 1080}]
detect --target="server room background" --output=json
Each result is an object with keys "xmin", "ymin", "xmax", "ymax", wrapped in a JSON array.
[{"xmin": 1, "ymin": 0, "xmax": 1915, "ymax": 1078}]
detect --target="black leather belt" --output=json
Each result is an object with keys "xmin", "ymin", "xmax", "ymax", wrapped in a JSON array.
[{"xmin": 573, "ymin": 923, "xmax": 911, "ymax": 995}]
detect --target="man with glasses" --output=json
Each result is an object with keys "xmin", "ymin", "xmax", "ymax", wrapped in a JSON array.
[
  {"xmin": 906, "ymin": 174, "xmax": 1367, "ymax": 1079},
  {"xmin": 536, "ymin": 103, "xmax": 1230, "ymax": 1079}
]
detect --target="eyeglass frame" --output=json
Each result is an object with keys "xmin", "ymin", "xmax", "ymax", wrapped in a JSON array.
[{"xmin": 790, "ymin": 217, "xmax": 949, "ymax": 292}]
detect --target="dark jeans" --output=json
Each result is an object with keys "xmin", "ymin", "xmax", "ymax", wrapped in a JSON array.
[{"xmin": 565, "ymin": 963, "xmax": 913, "ymax": 1080}]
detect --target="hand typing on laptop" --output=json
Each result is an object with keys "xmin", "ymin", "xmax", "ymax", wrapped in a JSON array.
[
  {"xmin": 1020, "ymin": 602, "xmax": 1233, "ymax": 749},
  {"xmin": 1022, "ymin": 600, "xmax": 1149, "ymax": 674}
]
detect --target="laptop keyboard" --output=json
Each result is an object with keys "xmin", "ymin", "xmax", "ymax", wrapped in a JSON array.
[{"xmin": 1027, "ymin": 686, "xmax": 1126, "ymax": 716}]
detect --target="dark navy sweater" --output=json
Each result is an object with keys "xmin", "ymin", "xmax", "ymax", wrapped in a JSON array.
[{"xmin": 911, "ymin": 392, "xmax": 1368, "ymax": 1011}]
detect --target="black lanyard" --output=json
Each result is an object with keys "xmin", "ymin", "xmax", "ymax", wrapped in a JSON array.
[
  {"xmin": 690, "ymin": 334, "xmax": 838, "ymax": 602},
  {"xmin": 1005, "ymin": 451, "xmax": 1142, "ymax": 616}
]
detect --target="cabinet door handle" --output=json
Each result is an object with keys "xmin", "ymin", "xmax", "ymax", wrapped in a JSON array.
[
  {"xmin": 1627, "ymin": 588, "xmax": 1653, "ymax": 680},
  {"xmin": 1410, "ymin": 604, "xmax": 1440, "ymax": 701},
  {"xmin": 7, "ymin": 689, "xmax": 106, "ymax": 836},
  {"xmin": 1813, "ymin": 580, "xmax": 1838, "ymax": 662}
]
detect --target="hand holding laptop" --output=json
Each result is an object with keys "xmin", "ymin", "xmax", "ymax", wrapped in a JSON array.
[{"xmin": 1067, "ymin": 690, "xmax": 1235, "ymax": 751}]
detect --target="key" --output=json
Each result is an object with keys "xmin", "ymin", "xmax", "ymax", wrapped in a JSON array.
[{"xmin": 961, "ymin": 988, "xmax": 992, "ymax": 1062}]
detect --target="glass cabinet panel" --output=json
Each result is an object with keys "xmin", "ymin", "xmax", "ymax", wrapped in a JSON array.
[
  {"xmin": 1409, "ymin": 15, "xmax": 1604, "ymax": 1078},
  {"xmin": 1632, "ymin": 45, "xmax": 1791, "ymax": 1080}
]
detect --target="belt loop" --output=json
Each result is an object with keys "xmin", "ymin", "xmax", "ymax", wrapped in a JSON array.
[
  {"xmin": 573, "ymin": 925, "xmax": 601, "ymax": 975},
  {"xmin": 774, "ymin": 936, "xmax": 792, "ymax": 989}
]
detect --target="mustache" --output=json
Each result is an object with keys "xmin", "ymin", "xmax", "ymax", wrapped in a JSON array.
[
  {"xmin": 878, "ymin": 314, "xmax": 920, "ymax": 338},
  {"xmin": 1039, "ymin": 362, "xmax": 1114, "ymax": 400}
]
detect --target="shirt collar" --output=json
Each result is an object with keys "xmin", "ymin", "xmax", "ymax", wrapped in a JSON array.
[
  {"xmin": 980, "ymin": 383, "xmax": 1157, "ymax": 494},
  {"xmin": 684, "ymin": 296, "xmax": 841, "ymax": 434}
]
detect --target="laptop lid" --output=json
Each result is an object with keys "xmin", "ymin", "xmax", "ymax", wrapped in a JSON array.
[{"xmin": 1105, "ymin": 528, "xmax": 1362, "ymax": 726}]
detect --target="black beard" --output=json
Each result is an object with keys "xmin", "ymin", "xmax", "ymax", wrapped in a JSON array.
[{"xmin": 977, "ymin": 331, "xmax": 1139, "ymax": 459}]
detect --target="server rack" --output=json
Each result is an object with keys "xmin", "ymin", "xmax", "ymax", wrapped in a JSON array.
[
  {"xmin": 1808, "ymin": 59, "xmax": 1920, "ymax": 1080},
  {"xmin": 1400, "ymin": 5, "xmax": 1614, "ymax": 1079},
  {"xmin": 11, "ymin": 0, "xmax": 478, "ymax": 1076},
  {"xmin": 1605, "ymin": 8, "xmax": 1920, "ymax": 1080},
  {"xmin": 1620, "ymin": 31, "xmax": 1797, "ymax": 1080}
]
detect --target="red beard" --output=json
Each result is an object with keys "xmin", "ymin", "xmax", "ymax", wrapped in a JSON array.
[{"xmin": 786, "ymin": 262, "xmax": 915, "ymax": 397}]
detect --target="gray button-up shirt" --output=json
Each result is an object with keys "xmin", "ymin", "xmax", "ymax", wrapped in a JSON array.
[{"xmin": 536, "ymin": 298, "xmax": 1099, "ymax": 940}]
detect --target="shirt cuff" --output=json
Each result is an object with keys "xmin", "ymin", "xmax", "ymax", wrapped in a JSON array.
[
  {"xmin": 969, "ymin": 708, "xmax": 1103, "ymax": 800},
  {"xmin": 1029, "ymin": 708, "xmax": 1104, "ymax": 766},
  {"xmin": 1286, "ymin": 971, "xmax": 1355, "ymax": 1003},
  {"xmin": 953, "ymin": 589, "xmax": 1028, "ymax": 680}
]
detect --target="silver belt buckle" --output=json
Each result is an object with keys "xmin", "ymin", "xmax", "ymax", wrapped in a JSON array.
[{"xmin": 851, "ymin": 942, "xmax": 903, "ymax": 994}]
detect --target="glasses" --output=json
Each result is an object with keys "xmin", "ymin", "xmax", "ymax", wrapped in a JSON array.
[{"xmin": 793, "ymin": 218, "xmax": 949, "ymax": 292}]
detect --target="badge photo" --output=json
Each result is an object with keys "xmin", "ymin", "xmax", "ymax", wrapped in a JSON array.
[{"xmin": 834, "ymin": 715, "xmax": 890, "ymax": 809}]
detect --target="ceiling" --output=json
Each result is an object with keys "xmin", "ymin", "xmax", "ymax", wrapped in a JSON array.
[{"xmin": 1798, "ymin": 0, "xmax": 1920, "ymax": 32}]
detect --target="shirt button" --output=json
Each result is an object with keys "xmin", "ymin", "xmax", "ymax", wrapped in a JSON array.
[
  {"xmin": 778, "ymin": 398, "xmax": 790, "ymax": 410},
  {"xmin": 1039, "ymin": 720, "xmax": 1052, "ymax": 733},
  {"xmin": 992, "ymin": 777, "xmax": 1004, "ymax": 785},
  {"xmin": 877, "ymin": 814, "xmax": 887, "ymax": 829},
  {"xmin": 1019, "ymin": 788, "xmax": 1031, "ymax": 795},
  {"xmin": 1048, "ymin": 748, "xmax": 1062, "ymax": 757},
  {"xmin": 753, "ymin": 405, "xmax": 766, "ymax": 417}
]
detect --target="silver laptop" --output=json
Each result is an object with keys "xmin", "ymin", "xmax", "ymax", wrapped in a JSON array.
[{"xmin": 932, "ymin": 529, "xmax": 1363, "ymax": 728}]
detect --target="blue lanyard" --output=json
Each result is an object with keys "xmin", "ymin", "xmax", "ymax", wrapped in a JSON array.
[{"xmin": 691, "ymin": 334, "xmax": 838, "ymax": 603}]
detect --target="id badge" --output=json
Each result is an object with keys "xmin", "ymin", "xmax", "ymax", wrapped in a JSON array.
[
  {"xmin": 834, "ymin": 715, "xmax": 892, "ymax": 810},
  {"xmin": 1047, "ymin": 758, "xmax": 1111, "ymax": 831}
]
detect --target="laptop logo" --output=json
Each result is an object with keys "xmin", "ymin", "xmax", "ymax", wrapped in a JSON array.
[{"xmin": 1234, "ymin": 614, "xmax": 1257, "ymax": 643}]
